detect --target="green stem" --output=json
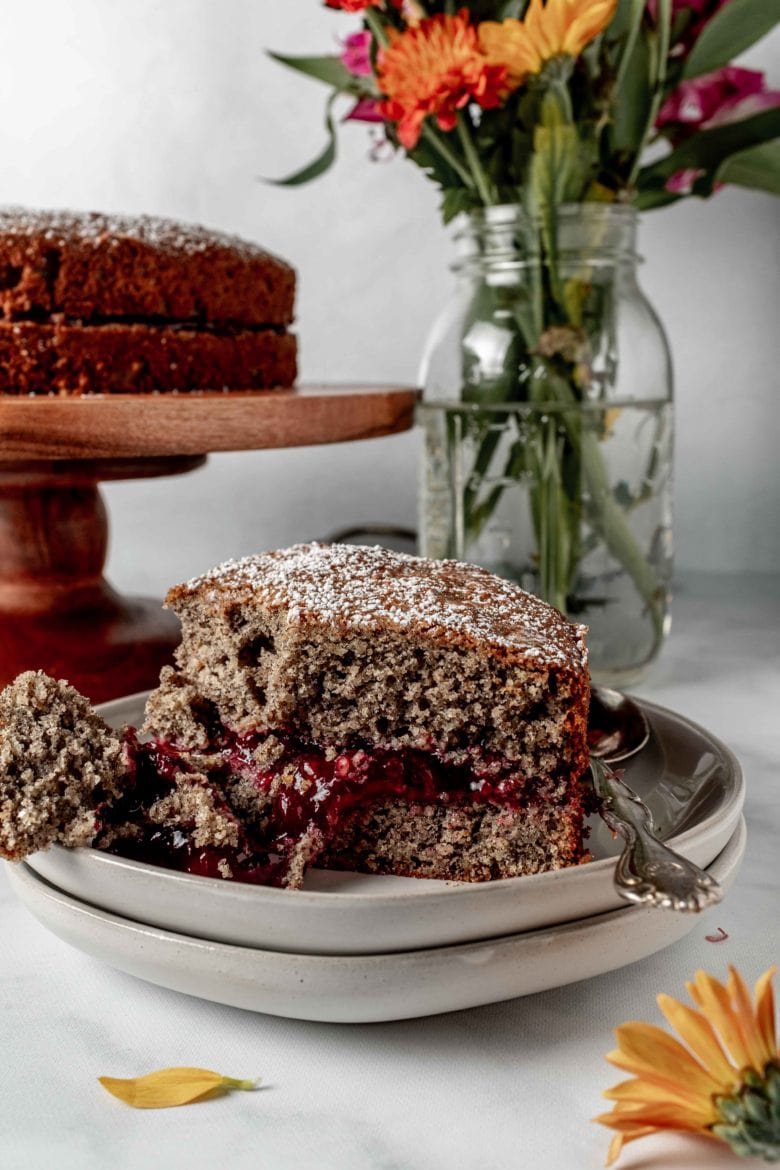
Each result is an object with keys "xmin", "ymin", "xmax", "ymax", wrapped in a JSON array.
[
  {"xmin": 628, "ymin": 0, "xmax": 671, "ymax": 187},
  {"xmin": 363, "ymin": 8, "xmax": 388, "ymax": 47},
  {"xmin": 614, "ymin": 0, "xmax": 646, "ymax": 100},
  {"xmin": 421, "ymin": 123, "xmax": 477, "ymax": 190},
  {"xmin": 539, "ymin": 369, "xmax": 666, "ymax": 645},
  {"xmin": 456, "ymin": 115, "xmax": 495, "ymax": 206}
]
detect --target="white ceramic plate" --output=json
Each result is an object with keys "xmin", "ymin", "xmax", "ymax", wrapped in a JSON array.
[
  {"xmin": 8, "ymin": 818, "xmax": 746, "ymax": 1023},
  {"xmin": 26, "ymin": 693, "xmax": 744, "ymax": 955}
]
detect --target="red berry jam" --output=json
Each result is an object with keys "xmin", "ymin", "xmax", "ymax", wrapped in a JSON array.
[{"xmin": 99, "ymin": 726, "xmax": 535, "ymax": 886}]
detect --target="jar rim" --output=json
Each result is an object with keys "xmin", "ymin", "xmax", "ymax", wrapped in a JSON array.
[
  {"xmin": 452, "ymin": 202, "xmax": 641, "ymax": 269},
  {"xmin": 457, "ymin": 202, "xmax": 638, "ymax": 231}
]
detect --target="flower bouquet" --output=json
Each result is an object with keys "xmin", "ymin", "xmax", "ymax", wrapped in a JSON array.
[{"xmin": 272, "ymin": 0, "xmax": 780, "ymax": 681}]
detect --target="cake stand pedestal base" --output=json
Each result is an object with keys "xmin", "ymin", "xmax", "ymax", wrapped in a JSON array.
[{"xmin": 0, "ymin": 456, "xmax": 205, "ymax": 703}]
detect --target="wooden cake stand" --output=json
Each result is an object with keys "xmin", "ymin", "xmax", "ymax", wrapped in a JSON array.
[{"xmin": 0, "ymin": 386, "xmax": 418, "ymax": 702}]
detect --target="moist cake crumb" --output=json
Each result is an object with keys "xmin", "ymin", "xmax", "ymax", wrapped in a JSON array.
[{"xmin": 0, "ymin": 672, "xmax": 127, "ymax": 860}]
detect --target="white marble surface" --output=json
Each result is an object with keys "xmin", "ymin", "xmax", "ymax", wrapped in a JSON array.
[{"xmin": 1, "ymin": 571, "xmax": 778, "ymax": 1170}]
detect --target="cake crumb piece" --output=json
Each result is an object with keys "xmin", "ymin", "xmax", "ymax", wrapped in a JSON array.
[{"xmin": 0, "ymin": 671, "xmax": 127, "ymax": 861}]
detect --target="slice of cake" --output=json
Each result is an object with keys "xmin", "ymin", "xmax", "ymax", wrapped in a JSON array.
[
  {"xmin": 0, "ymin": 544, "xmax": 591, "ymax": 887},
  {"xmin": 0, "ymin": 207, "xmax": 296, "ymax": 394}
]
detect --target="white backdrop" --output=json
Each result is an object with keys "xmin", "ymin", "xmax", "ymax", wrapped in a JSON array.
[{"xmin": 0, "ymin": 1, "xmax": 777, "ymax": 595}]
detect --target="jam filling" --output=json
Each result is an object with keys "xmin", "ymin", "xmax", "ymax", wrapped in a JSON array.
[{"xmin": 98, "ymin": 726, "xmax": 549, "ymax": 887}]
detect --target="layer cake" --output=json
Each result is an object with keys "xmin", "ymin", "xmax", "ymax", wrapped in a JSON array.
[{"xmin": 0, "ymin": 207, "xmax": 296, "ymax": 394}]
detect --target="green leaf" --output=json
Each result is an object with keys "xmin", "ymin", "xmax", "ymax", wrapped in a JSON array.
[
  {"xmin": 611, "ymin": 0, "xmax": 646, "ymax": 87},
  {"xmin": 639, "ymin": 106, "xmax": 780, "ymax": 192},
  {"xmin": 683, "ymin": 0, "xmax": 780, "ymax": 80},
  {"xmin": 603, "ymin": 0, "xmax": 642, "ymax": 42},
  {"xmin": 267, "ymin": 51, "xmax": 355, "ymax": 91},
  {"xmin": 530, "ymin": 123, "xmax": 580, "ymax": 210},
  {"xmin": 610, "ymin": 18, "xmax": 652, "ymax": 155},
  {"xmin": 407, "ymin": 134, "xmax": 462, "ymax": 191},
  {"xmin": 718, "ymin": 139, "xmax": 780, "ymax": 195},
  {"xmin": 267, "ymin": 93, "xmax": 340, "ymax": 187},
  {"xmin": 529, "ymin": 112, "xmax": 582, "ymax": 303},
  {"xmin": 634, "ymin": 186, "xmax": 683, "ymax": 210},
  {"xmin": 440, "ymin": 187, "xmax": 478, "ymax": 225}
]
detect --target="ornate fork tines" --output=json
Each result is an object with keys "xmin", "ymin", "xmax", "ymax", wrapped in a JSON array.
[{"xmin": 591, "ymin": 758, "xmax": 723, "ymax": 913}]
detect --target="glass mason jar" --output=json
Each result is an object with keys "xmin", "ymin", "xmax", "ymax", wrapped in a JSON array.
[{"xmin": 417, "ymin": 204, "xmax": 673, "ymax": 686}]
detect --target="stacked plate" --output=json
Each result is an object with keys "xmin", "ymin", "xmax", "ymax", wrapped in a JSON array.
[{"xmin": 8, "ymin": 695, "xmax": 746, "ymax": 1023}]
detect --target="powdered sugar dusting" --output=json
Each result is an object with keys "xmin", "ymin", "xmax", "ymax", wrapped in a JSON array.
[
  {"xmin": 0, "ymin": 205, "xmax": 274, "ymax": 259},
  {"xmin": 176, "ymin": 543, "xmax": 588, "ymax": 669}
]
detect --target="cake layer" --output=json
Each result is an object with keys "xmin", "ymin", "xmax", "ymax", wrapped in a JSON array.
[
  {"xmin": 0, "ymin": 207, "xmax": 295, "ymax": 328},
  {"xmin": 146, "ymin": 544, "xmax": 589, "ymax": 776},
  {"xmin": 96, "ymin": 730, "xmax": 587, "ymax": 889},
  {"xmin": 0, "ymin": 321, "xmax": 297, "ymax": 394},
  {"xmin": 322, "ymin": 798, "xmax": 584, "ymax": 882}
]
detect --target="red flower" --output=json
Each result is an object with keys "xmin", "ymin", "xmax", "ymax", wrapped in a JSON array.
[
  {"xmin": 377, "ymin": 10, "xmax": 507, "ymax": 149},
  {"xmin": 325, "ymin": 0, "xmax": 404, "ymax": 11},
  {"xmin": 325, "ymin": 0, "xmax": 383, "ymax": 11}
]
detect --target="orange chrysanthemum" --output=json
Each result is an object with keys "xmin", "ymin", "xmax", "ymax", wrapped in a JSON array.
[
  {"xmin": 595, "ymin": 966, "xmax": 780, "ymax": 1166},
  {"xmin": 377, "ymin": 10, "xmax": 507, "ymax": 150},
  {"xmin": 479, "ymin": 0, "xmax": 618, "ymax": 89}
]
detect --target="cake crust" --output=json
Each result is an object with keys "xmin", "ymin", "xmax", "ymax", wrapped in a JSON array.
[
  {"xmin": 0, "ymin": 206, "xmax": 295, "ymax": 327},
  {"xmin": 148, "ymin": 544, "xmax": 589, "ymax": 775}
]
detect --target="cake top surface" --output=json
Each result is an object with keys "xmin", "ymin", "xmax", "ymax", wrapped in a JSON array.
[
  {"xmin": 171, "ymin": 543, "xmax": 588, "ymax": 670},
  {"xmin": 0, "ymin": 205, "xmax": 284, "ymax": 262}
]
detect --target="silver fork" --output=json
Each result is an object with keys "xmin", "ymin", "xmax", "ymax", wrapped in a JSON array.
[{"xmin": 590, "ymin": 757, "xmax": 722, "ymax": 912}]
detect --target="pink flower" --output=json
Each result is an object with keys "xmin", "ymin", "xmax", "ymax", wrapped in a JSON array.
[
  {"xmin": 664, "ymin": 167, "xmax": 705, "ymax": 194},
  {"xmin": 341, "ymin": 30, "xmax": 373, "ymax": 76},
  {"xmin": 657, "ymin": 66, "xmax": 780, "ymax": 138},
  {"xmin": 344, "ymin": 97, "xmax": 384, "ymax": 122}
]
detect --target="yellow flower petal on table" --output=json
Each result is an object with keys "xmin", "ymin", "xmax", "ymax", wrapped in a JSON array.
[
  {"xmin": 605, "ymin": 1127, "xmax": 656, "ymax": 1168},
  {"xmin": 607, "ymin": 1021, "xmax": 719, "ymax": 1096},
  {"xmin": 596, "ymin": 966, "xmax": 780, "ymax": 1166},
  {"xmin": 691, "ymin": 968, "xmax": 758, "ymax": 1072},
  {"xmin": 595, "ymin": 1099, "xmax": 718, "ymax": 1133},
  {"xmin": 98, "ymin": 1067, "xmax": 258, "ymax": 1109},
  {"xmin": 479, "ymin": 0, "xmax": 617, "ymax": 90},
  {"xmin": 656, "ymin": 995, "xmax": 735, "ymax": 1089},
  {"xmin": 755, "ymin": 964, "xmax": 778, "ymax": 1059},
  {"xmin": 603, "ymin": 1075, "xmax": 716, "ymax": 1116},
  {"xmin": 728, "ymin": 965, "xmax": 775, "ymax": 1072}
]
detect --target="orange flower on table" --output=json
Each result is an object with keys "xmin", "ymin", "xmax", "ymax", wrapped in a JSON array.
[
  {"xmin": 377, "ymin": 10, "xmax": 507, "ymax": 150},
  {"xmin": 594, "ymin": 965, "xmax": 780, "ymax": 1165},
  {"xmin": 479, "ymin": 0, "xmax": 618, "ymax": 90}
]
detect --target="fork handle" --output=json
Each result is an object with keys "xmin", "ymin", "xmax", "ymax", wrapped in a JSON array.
[{"xmin": 590, "ymin": 759, "xmax": 722, "ymax": 912}]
